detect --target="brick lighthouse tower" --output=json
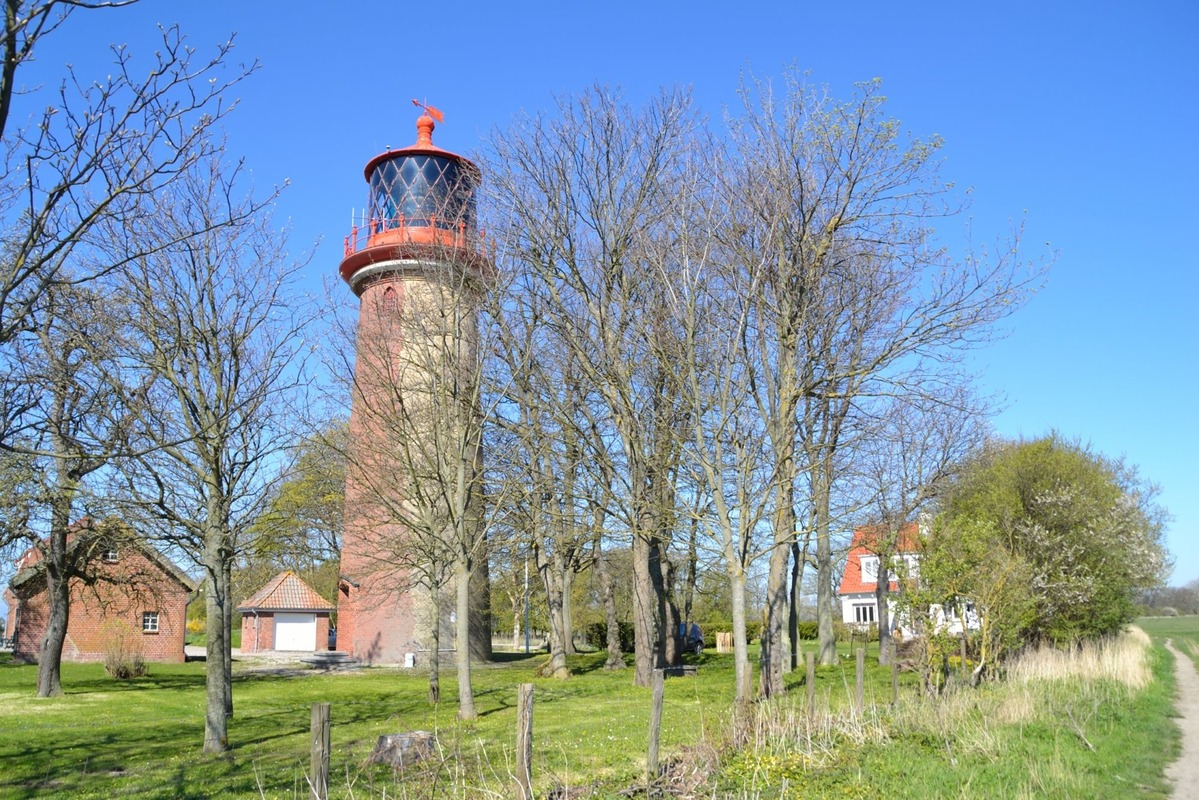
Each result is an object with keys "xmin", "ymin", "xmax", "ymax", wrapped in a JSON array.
[{"xmin": 335, "ymin": 103, "xmax": 490, "ymax": 666}]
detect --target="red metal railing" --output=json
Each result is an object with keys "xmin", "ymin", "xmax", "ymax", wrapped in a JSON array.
[{"xmin": 342, "ymin": 213, "xmax": 491, "ymax": 259}]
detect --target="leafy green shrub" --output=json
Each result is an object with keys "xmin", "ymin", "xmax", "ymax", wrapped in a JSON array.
[{"xmin": 796, "ymin": 621, "xmax": 819, "ymax": 640}]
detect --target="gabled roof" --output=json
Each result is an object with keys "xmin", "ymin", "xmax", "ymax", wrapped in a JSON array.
[
  {"xmin": 838, "ymin": 522, "xmax": 922, "ymax": 596},
  {"xmin": 238, "ymin": 571, "xmax": 334, "ymax": 613},
  {"xmin": 8, "ymin": 520, "xmax": 196, "ymax": 593}
]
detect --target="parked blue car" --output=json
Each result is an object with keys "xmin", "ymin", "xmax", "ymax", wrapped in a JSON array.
[{"xmin": 679, "ymin": 622, "xmax": 704, "ymax": 655}]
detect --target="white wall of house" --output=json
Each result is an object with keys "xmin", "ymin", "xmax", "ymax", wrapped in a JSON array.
[
  {"xmin": 841, "ymin": 592, "xmax": 879, "ymax": 626},
  {"xmin": 840, "ymin": 594, "xmax": 981, "ymax": 636}
]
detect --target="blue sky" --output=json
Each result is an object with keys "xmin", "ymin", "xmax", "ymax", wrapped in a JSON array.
[{"xmin": 16, "ymin": 0, "xmax": 1198, "ymax": 586}]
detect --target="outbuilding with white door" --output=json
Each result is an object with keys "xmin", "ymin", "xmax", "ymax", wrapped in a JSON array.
[{"xmin": 238, "ymin": 571, "xmax": 335, "ymax": 653}]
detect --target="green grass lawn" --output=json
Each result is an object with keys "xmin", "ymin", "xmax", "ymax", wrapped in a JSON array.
[
  {"xmin": 0, "ymin": 634, "xmax": 1181, "ymax": 799},
  {"xmin": 0, "ymin": 648, "xmax": 746, "ymax": 799}
]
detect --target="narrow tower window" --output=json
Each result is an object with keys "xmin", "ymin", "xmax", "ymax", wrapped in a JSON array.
[{"xmin": 382, "ymin": 286, "xmax": 399, "ymax": 314}]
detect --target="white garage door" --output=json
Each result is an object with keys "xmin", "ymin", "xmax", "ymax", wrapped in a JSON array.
[{"xmin": 274, "ymin": 613, "xmax": 317, "ymax": 651}]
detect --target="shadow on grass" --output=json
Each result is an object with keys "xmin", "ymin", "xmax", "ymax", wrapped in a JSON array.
[
  {"xmin": 61, "ymin": 671, "xmax": 207, "ymax": 694},
  {"xmin": 488, "ymin": 651, "xmax": 543, "ymax": 664}
]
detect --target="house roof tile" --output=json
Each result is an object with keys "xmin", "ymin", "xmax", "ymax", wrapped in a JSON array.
[
  {"xmin": 838, "ymin": 522, "xmax": 922, "ymax": 596},
  {"xmin": 8, "ymin": 519, "xmax": 196, "ymax": 593},
  {"xmin": 238, "ymin": 571, "xmax": 333, "ymax": 612}
]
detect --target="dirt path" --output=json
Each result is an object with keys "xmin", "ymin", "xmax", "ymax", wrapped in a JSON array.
[{"xmin": 1166, "ymin": 639, "xmax": 1199, "ymax": 798}]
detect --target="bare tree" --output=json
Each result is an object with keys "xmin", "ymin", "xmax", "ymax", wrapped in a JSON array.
[
  {"xmin": 0, "ymin": 12, "xmax": 253, "ymax": 345},
  {"xmin": 490, "ymin": 279, "xmax": 615, "ymax": 679},
  {"xmin": 486, "ymin": 87, "xmax": 698, "ymax": 687},
  {"xmin": 0, "ymin": 6, "xmax": 256, "ymax": 700},
  {"xmin": 112, "ymin": 155, "xmax": 308, "ymax": 753},
  {"xmin": 722, "ymin": 74, "xmax": 1040, "ymax": 691},
  {"xmin": 0, "ymin": 282, "xmax": 137, "ymax": 696},
  {"xmin": 857, "ymin": 391, "xmax": 985, "ymax": 664},
  {"xmin": 653, "ymin": 145, "xmax": 770, "ymax": 711}
]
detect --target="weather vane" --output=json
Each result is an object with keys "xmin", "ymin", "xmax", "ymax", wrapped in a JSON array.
[{"xmin": 412, "ymin": 99, "xmax": 444, "ymax": 123}]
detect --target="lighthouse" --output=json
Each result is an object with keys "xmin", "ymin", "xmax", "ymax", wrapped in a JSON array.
[{"xmin": 336, "ymin": 104, "xmax": 491, "ymax": 666}]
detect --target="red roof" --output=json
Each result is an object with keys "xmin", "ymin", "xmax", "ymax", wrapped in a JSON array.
[
  {"xmin": 838, "ymin": 522, "xmax": 922, "ymax": 596},
  {"xmin": 8, "ymin": 519, "xmax": 195, "ymax": 593},
  {"xmin": 238, "ymin": 571, "xmax": 333, "ymax": 612}
]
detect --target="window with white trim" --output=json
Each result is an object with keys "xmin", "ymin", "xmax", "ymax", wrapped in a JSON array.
[
  {"xmin": 142, "ymin": 611, "xmax": 159, "ymax": 633},
  {"xmin": 102, "ymin": 547, "xmax": 119, "ymax": 563},
  {"xmin": 861, "ymin": 555, "xmax": 879, "ymax": 583},
  {"xmin": 853, "ymin": 603, "xmax": 876, "ymax": 624}
]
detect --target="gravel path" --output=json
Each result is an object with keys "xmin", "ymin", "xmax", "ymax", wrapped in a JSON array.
[{"xmin": 1166, "ymin": 639, "xmax": 1199, "ymax": 799}]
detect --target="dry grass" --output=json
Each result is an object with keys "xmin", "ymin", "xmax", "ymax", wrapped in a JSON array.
[
  {"xmin": 1007, "ymin": 626, "xmax": 1151, "ymax": 690},
  {"xmin": 742, "ymin": 626, "xmax": 1156, "ymax": 777}
]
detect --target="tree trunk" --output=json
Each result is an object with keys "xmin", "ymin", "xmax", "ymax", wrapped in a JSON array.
[
  {"xmin": 454, "ymin": 556, "xmax": 476, "ymax": 720},
  {"xmin": 36, "ymin": 427, "xmax": 78, "ymax": 699},
  {"xmin": 222, "ymin": 558, "xmax": 233, "ymax": 718},
  {"xmin": 788, "ymin": 539, "xmax": 807, "ymax": 670},
  {"xmin": 729, "ymin": 569, "xmax": 753, "ymax": 727},
  {"xmin": 536, "ymin": 548, "xmax": 571, "ymax": 679},
  {"xmin": 593, "ymin": 538, "xmax": 625, "ymax": 670},
  {"xmin": 661, "ymin": 557, "xmax": 681, "ymax": 667},
  {"xmin": 814, "ymin": 472, "xmax": 837, "ymax": 666},
  {"xmin": 876, "ymin": 562, "xmax": 892, "ymax": 666},
  {"xmin": 428, "ymin": 584, "xmax": 441, "ymax": 704},
  {"xmin": 761, "ymin": 490, "xmax": 795, "ymax": 697},
  {"xmin": 203, "ymin": 552, "xmax": 230, "ymax": 753},
  {"xmin": 561, "ymin": 562, "xmax": 575, "ymax": 656},
  {"xmin": 35, "ymin": 560, "xmax": 69, "ymax": 697},
  {"xmin": 36, "ymin": 489, "xmax": 74, "ymax": 698},
  {"xmin": 631, "ymin": 528, "xmax": 662, "ymax": 687},
  {"xmin": 512, "ymin": 599, "xmax": 521, "ymax": 654},
  {"xmin": 683, "ymin": 515, "xmax": 699, "ymax": 628}
]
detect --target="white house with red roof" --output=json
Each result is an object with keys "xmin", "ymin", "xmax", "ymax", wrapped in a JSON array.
[
  {"xmin": 838, "ymin": 521, "xmax": 979, "ymax": 636},
  {"xmin": 238, "ymin": 571, "xmax": 335, "ymax": 653},
  {"xmin": 838, "ymin": 522, "xmax": 923, "ymax": 634}
]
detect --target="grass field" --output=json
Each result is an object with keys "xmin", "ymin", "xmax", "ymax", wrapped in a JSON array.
[
  {"xmin": 0, "ymin": 631, "xmax": 1182, "ymax": 799},
  {"xmin": 1138, "ymin": 614, "xmax": 1199, "ymax": 668}
]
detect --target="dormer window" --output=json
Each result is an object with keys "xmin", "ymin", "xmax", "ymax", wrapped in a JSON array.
[{"xmin": 861, "ymin": 555, "xmax": 878, "ymax": 583}]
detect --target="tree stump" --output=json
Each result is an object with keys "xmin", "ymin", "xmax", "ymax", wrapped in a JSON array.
[{"xmin": 369, "ymin": 732, "xmax": 437, "ymax": 767}]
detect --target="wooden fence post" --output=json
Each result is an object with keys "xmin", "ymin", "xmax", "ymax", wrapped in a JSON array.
[
  {"xmin": 310, "ymin": 703, "xmax": 330, "ymax": 800},
  {"xmin": 516, "ymin": 684, "xmax": 534, "ymax": 800},
  {"xmin": 960, "ymin": 634, "xmax": 969, "ymax": 679},
  {"xmin": 891, "ymin": 658, "xmax": 900, "ymax": 706},
  {"xmin": 806, "ymin": 652, "xmax": 816, "ymax": 717},
  {"xmin": 855, "ymin": 648, "xmax": 865, "ymax": 712},
  {"xmin": 647, "ymin": 668, "xmax": 665, "ymax": 786}
]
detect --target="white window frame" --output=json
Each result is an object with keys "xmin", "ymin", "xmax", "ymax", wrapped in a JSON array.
[
  {"xmin": 102, "ymin": 547, "xmax": 119, "ymax": 563},
  {"xmin": 860, "ymin": 555, "xmax": 879, "ymax": 583},
  {"xmin": 853, "ymin": 603, "xmax": 876, "ymax": 624},
  {"xmin": 142, "ymin": 611, "xmax": 159, "ymax": 633}
]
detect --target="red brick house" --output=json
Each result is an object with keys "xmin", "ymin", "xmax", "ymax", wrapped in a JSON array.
[
  {"xmin": 238, "ymin": 571, "xmax": 334, "ymax": 653},
  {"xmin": 4, "ymin": 531, "xmax": 195, "ymax": 664}
]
